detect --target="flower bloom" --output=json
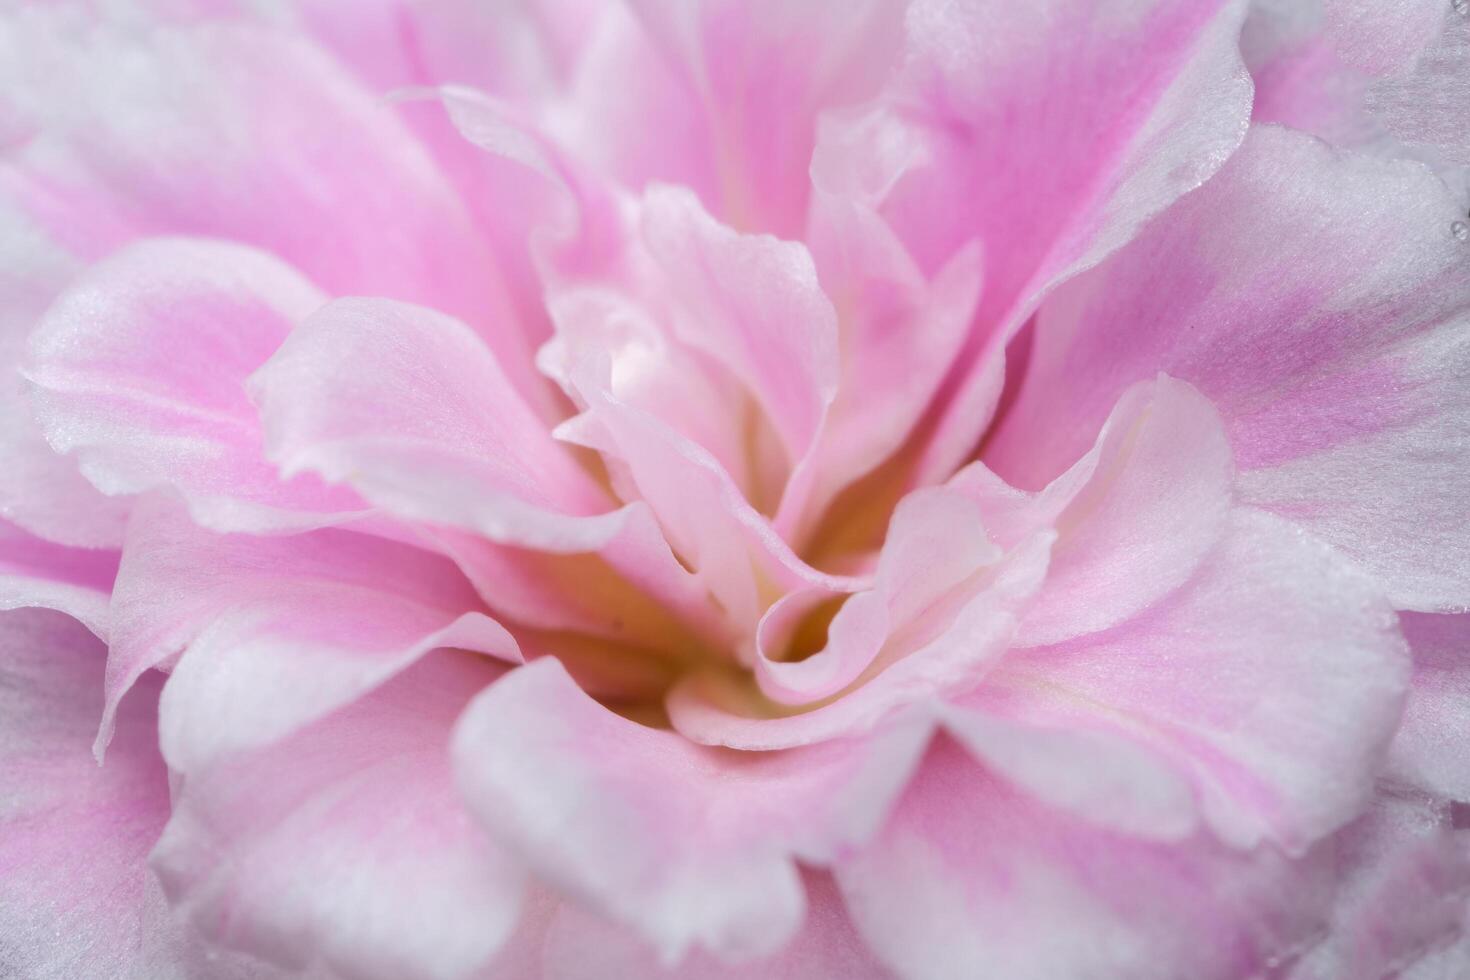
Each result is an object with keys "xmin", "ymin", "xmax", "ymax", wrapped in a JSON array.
[{"xmin": 2, "ymin": 1, "xmax": 1469, "ymax": 978}]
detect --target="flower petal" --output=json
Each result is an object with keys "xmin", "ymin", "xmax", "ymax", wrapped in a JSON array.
[
  {"xmin": 25, "ymin": 237, "xmax": 368, "ymax": 532},
  {"xmin": 669, "ymin": 527, "xmax": 1051, "ymax": 750},
  {"xmin": 0, "ymin": 518, "xmax": 116, "ymax": 639},
  {"xmin": 1322, "ymin": 0, "xmax": 1448, "ymax": 75},
  {"xmin": 814, "ymin": 0, "xmax": 1254, "ymax": 481},
  {"xmin": 103, "ymin": 496, "xmax": 515, "ymax": 765},
  {"xmin": 1386, "ymin": 613, "xmax": 1470, "ymax": 800},
  {"xmin": 152, "ymin": 650, "xmax": 524, "ymax": 980},
  {"xmin": 251, "ymin": 295, "xmax": 611, "ymax": 549},
  {"xmin": 452, "ymin": 657, "xmax": 929, "ymax": 963},
  {"xmin": 0, "ymin": 608, "xmax": 285, "ymax": 980},
  {"xmin": 982, "ymin": 507, "xmax": 1408, "ymax": 850},
  {"xmin": 1287, "ymin": 789, "xmax": 1470, "ymax": 980},
  {"xmin": 606, "ymin": 0, "xmax": 906, "ymax": 235},
  {"xmin": 987, "ymin": 125, "xmax": 1470, "ymax": 611},
  {"xmin": 968, "ymin": 375, "xmax": 1235, "ymax": 648},
  {"xmin": 836, "ymin": 737, "xmax": 1334, "ymax": 980},
  {"xmin": 0, "ymin": 12, "xmax": 546, "ymax": 408},
  {"xmin": 541, "ymin": 871, "xmax": 889, "ymax": 979},
  {"xmin": 0, "ymin": 196, "xmax": 127, "ymax": 547},
  {"xmin": 639, "ymin": 184, "xmax": 839, "ymax": 501}
]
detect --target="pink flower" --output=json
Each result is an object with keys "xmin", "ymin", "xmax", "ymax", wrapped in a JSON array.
[{"xmin": 2, "ymin": 1, "xmax": 1468, "ymax": 978}]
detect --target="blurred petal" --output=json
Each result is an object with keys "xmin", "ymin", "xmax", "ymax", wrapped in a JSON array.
[
  {"xmin": 0, "ymin": 518, "xmax": 116, "ymax": 639},
  {"xmin": 1288, "ymin": 789, "xmax": 1470, "ymax": 980},
  {"xmin": 602, "ymin": 0, "xmax": 906, "ymax": 235},
  {"xmin": 0, "ymin": 608, "xmax": 284, "ymax": 980},
  {"xmin": 0, "ymin": 196, "xmax": 126, "ymax": 547}
]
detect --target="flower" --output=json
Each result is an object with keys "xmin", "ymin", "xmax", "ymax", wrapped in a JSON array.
[{"xmin": 1, "ymin": 1, "xmax": 1468, "ymax": 978}]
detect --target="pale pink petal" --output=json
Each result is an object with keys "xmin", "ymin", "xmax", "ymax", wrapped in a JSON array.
[
  {"xmin": 251, "ymin": 291, "xmax": 728, "ymax": 660},
  {"xmin": 1387, "ymin": 613, "xmax": 1470, "ymax": 800},
  {"xmin": 986, "ymin": 125, "xmax": 1470, "ymax": 611},
  {"xmin": 0, "ymin": 196, "xmax": 127, "ymax": 547},
  {"xmin": 0, "ymin": 608, "xmax": 286, "ymax": 980},
  {"xmin": 639, "ymin": 184, "xmax": 839, "ymax": 513},
  {"xmin": 1243, "ymin": 4, "xmax": 1374, "ymax": 147},
  {"xmin": 102, "ymin": 496, "xmax": 514, "ymax": 763},
  {"xmin": 836, "ymin": 738, "xmax": 1334, "ymax": 980},
  {"xmin": 557, "ymin": 350, "xmax": 856, "ymax": 637},
  {"xmin": 939, "ymin": 707, "xmax": 1200, "ymax": 841},
  {"xmin": 1288, "ymin": 789, "xmax": 1470, "ymax": 980},
  {"xmin": 452, "ymin": 657, "xmax": 929, "ymax": 962},
  {"xmin": 0, "ymin": 12, "xmax": 547, "ymax": 411},
  {"xmin": 668, "ymin": 528, "xmax": 1051, "ymax": 750},
  {"xmin": 542, "ymin": 285, "xmax": 757, "ymax": 502},
  {"xmin": 0, "ymin": 518, "xmax": 116, "ymax": 639},
  {"xmin": 753, "ymin": 485, "xmax": 1001, "ymax": 707},
  {"xmin": 796, "ymin": 196, "xmax": 984, "ymax": 558},
  {"xmin": 1323, "ymin": 0, "xmax": 1448, "ymax": 74},
  {"xmin": 541, "ymin": 871, "xmax": 889, "ymax": 980},
  {"xmin": 981, "ymin": 507, "xmax": 1408, "ymax": 850},
  {"xmin": 814, "ymin": 0, "xmax": 1254, "ymax": 485},
  {"xmin": 251, "ymin": 295, "xmax": 613, "ymax": 549},
  {"xmin": 152, "ymin": 650, "xmax": 525, "ymax": 980},
  {"xmin": 1365, "ymin": 13, "xmax": 1470, "ymax": 168},
  {"xmin": 963, "ymin": 375, "xmax": 1235, "ymax": 647},
  {"xmin": 604, "ymin": 0, "xmax": 906, "ymax": 236},
  {"xmin": 25, "ymin": 237, "xmax": 368, "ymax": 532}
]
